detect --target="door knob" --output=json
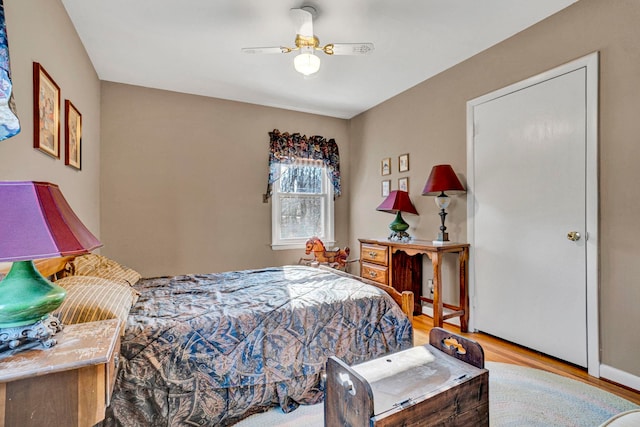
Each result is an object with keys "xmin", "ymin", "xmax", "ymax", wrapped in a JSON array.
[{"xmin": 567, "ymin": 231, "xmax": 581, "ymax": 241}]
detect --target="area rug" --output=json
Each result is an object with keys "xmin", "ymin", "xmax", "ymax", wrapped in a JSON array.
[{"xmin": 233, "ymin": 362, "xmax": 639, "ymax": 426}]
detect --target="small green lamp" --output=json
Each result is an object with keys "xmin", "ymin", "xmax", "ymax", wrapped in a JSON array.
[
  {"xmin": 376, "ymin": 190, "xmax": 419, "ymax": 241},
  {"xmin": 0, "ymin": 181, "xmax": 102, "ymax": 351}
]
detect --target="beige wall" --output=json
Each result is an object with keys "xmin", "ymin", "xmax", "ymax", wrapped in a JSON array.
[
  {"xmin": 100, "ymin": 82, "xmax": 349, "ymax": 277},
  {"xmin": 350, "ymin": 0, "xmax": 640, "ymax": 377},
  {"xmin": 0, "ymin": 1, "xmax": 101, "ymax": 236}
]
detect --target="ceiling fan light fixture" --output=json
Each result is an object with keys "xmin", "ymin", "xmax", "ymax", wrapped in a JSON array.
[
  {"xmin": 294, "ymin": 50, "xmax": 320, "ymax": 76},
  {"xmin": 242, "ymin": 6, "xmax": 373, "ymax": 76}
]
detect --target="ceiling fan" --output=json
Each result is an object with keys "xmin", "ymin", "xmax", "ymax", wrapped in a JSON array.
[{"xmin": 241, "ymin": 6, "xmax": 374, "ymax": 76}]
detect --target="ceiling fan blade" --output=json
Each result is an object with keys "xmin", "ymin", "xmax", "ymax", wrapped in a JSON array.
[
  {"xmin": 241, "ymin": 46, "xmax": 292, "ymax": 54},
  {"xmin": 323, "ymin": 43, "xmax": 375, "ymax": 55},
  {"xmin": 290, "ymin": 7, "xmax": 314, "ymax": 38}
]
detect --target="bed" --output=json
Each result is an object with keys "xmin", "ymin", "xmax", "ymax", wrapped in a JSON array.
[{"xmin": 34, "ymin": 255, "xmax": 414, "ymax": 426}]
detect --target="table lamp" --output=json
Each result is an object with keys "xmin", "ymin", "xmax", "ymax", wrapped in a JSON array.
[
  {"xmin": 422, "ymin": 165, "xmax": 466, "ymax": 244},
  {"xmin": 376, "ymin": 190, "xmax": 419, "ymax": 241},
  {"xmin": 0, "ymin": 181, "xmax": 102, "ymax": 351}
]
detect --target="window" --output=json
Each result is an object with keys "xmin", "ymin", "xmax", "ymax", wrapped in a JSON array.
[{"xmin": 271, "ymin": 161, "xmax": 334, "ymax": 249}]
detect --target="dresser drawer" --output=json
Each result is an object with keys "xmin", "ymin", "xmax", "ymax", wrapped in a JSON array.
[
  {"xmin": 361, "ymin": 243, "xmax": 388, "ymax": 266},
  {"xmin": 361, "ymin": 262, "xmax": 388, "ymax": 285}
]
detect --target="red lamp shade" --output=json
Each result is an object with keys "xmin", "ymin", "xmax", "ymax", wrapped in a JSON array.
[
  {"xmin": 422, "ymin": 164, "xmax": 466, "ymax": 195},
  {"xmin": 0, "ymin": 181, "xmax": 102, "ymax": 262},
  {"xmin": 376, "ymin": 190, "xmax": 419, "ymax": 214},
  {"xmin": 377, "ymin": 190, "xmax": 418, "ymax": 241}
]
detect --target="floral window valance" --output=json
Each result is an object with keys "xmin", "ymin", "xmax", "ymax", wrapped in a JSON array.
[{"xmin": 265, "ymin": 129, "xmax": 341, "ymax": 199}]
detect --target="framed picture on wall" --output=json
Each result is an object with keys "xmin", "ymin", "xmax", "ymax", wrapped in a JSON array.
[
  {"xmin": 381, "ymin": 157, "xmax": 391, "ymax": 176},
  {"xmin": 33, "ymin": 62, "xmax": 60, "ymax": 158},
  {"xmin": 65, "ymin": 100, "xmax": 82, "ymax": 170},
  {"xmin": 399, "ymin": 153, "xmax": 410, "ymax": 172},
  {"xmin": 381, "ymin": 180, "xmax": 390, "ymax": 197},
  {"xmin": 398, "ymin": 177, "xmax": 409, "ymax": 192}
]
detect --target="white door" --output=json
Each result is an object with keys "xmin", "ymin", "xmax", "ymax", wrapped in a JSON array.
[{"xmin": 467, "ymin": 54, "xmax": 599, "ymax": 371}]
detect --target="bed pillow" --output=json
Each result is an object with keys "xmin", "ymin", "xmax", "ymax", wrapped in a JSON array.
[
  {"xmin": 53, "ymin": 275, "xmax": 136, "ymax": 335},
  {"xmin": 66, "ymin": 253, "xmax": 142, "ymax": 286}
]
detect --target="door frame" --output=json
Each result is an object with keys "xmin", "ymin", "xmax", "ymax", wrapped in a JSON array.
[{"xmin": 466, "ymin": 52, "xmax": 600, "ymax": 376}]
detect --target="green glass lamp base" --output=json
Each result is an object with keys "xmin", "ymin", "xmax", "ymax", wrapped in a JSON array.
[
  {"xmin": 0, "ymin": 260, "xmax": 67, "ymax": 328},
  {"xmin": 388, "ymin": 211, "xmax": 412, "ymax": 242},
  {"xmin": 389, "ymin": 211, "xmax": 409, "ymax": 232}
]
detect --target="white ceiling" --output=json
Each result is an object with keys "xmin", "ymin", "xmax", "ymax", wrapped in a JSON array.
[{"xmin": 61, "ymin": 0, "xmax": 578, "ymax": 119}]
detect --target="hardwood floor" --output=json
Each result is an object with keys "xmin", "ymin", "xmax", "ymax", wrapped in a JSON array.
[{"xmin": 413, "ymin": 314, "xmax": 640, "ymax": 406}]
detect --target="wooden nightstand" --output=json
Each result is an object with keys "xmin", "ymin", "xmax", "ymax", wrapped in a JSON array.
[{"xmin": 0, "ymin": 318, "xmax": 121, "ymax": 427}]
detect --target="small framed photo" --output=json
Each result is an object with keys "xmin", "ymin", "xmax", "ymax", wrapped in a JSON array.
[
  {"xmin": 399, "ymin": 153, "xmax": 410, "ymax": 172},
  {"xmin": 398, "ymin": 177, "xmax": 409, "ymax": 192},
  {"xmin": 381, "ymin": 180, "xmax": 391, "ymax": 197},
  {"xmin": 381, "ymin": 157, "xmax": 391, "ymax": 176},
  {"xmin": 65, "ymin": 100, "xmax": 82, "ymax": 170},
  {"xmin": 33, "ymin": 62, "xmax": 61, "ymax": 158}
]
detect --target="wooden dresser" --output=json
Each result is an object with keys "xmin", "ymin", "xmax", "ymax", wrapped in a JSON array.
[
  {"xmin": 359, "ymin": 238, "xmax": 470, "ymax": 331},
  {"xmin": 0, "ymin": 318, "xmax": 121, "ymax": 427}
]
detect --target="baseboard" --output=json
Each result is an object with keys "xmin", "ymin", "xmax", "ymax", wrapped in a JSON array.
[{"xmin": 600, "ymin": 364, "xmax": 640, "ymax": 392}]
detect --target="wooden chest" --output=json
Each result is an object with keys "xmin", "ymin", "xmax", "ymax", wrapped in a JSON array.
[{"xmin": 325, "ymin": 328, "xmax": 489, "ymax": 426}]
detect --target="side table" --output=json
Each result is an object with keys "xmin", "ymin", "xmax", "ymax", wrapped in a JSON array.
[
  {"xmin": 0, "ymin": 318, "xmax": 121, "ymax": 427},
  {"xmin": 359, "ymin": 238, "xmax": 470, "ymax": 331}
]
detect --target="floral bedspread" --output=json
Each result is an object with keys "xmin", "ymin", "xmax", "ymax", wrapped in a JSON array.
[{"xmin": 102, "ymin": 265, "xmax": 413, "ymax": 426}]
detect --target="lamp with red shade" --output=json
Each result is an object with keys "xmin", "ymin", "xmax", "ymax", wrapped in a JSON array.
[
  {"xmin": 422, "ymin": 165, "xmax": 466, "ymax": 244},
  {"xmin": 376, "ymin": 190, "xmax": 419, "ymax": 242},
  {"xmin": 0, "ymin": 181, "xmax": 102, "ymax": 351}
]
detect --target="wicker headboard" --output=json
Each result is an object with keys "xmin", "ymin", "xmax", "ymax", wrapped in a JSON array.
[{"xmin": 0, "ymin": 256, "xmax": 75, "ymax": 279}]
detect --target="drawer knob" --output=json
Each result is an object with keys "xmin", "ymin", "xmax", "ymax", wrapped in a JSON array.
[
  {"xmin": 368, "ymin": 251, "xmax": 377, "ymax": 258},
  {"xmin": 368, "ymin": 271, "xmax": 378, "ymax": 278}
]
